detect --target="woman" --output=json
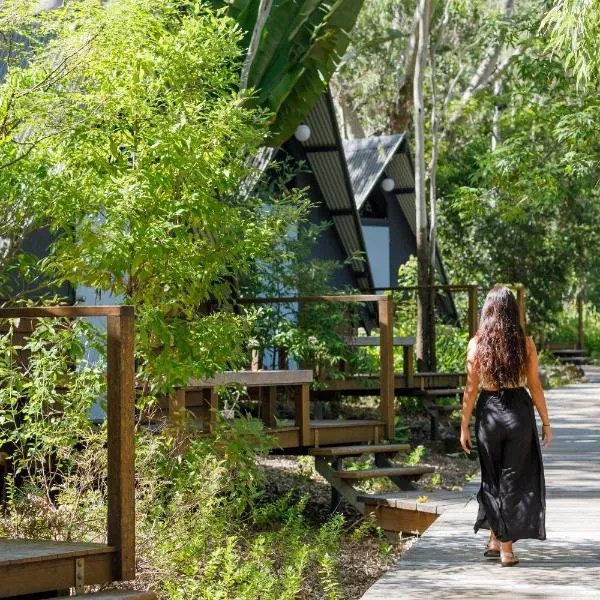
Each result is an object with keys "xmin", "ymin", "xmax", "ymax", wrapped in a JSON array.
[{"xmin": 460, "ymin": 285, "xmax": 552, "ymax": 567}]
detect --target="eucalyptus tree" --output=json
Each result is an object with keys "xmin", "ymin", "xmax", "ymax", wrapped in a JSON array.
[{"xmin": 337, "ymin": 0, "xmax": 544, "ymax": 368}]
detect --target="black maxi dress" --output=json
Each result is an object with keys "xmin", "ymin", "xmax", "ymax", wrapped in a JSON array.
[{"xmin": 474, "ymin": 386, "xmax": 546, "ymax": 542}]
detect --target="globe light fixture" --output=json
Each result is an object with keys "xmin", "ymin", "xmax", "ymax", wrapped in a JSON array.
[
  {"xmin": 294, "ymin": 123, "xmax": 311, "ymax": 142},
  {"xmin": 381, "ymin": 177, "xmax": 395, "ymax": 192}
]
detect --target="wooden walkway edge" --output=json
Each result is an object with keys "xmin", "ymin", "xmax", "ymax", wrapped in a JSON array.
[{"xmin": 361, "ymin": 366, "xmax": 600, "ymax": 599}]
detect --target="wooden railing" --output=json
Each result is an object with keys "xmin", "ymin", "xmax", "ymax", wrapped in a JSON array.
[
  {"xmin": 0, "ymin": 305, "xmax": 136, "ymax": 582},
  {"xmin": 368, "ymin": 283, "xmax": 527, "ymax": 336},
  {"xmin": 239, "ymin": 294, "xmax": 397, "ymax": 439}
]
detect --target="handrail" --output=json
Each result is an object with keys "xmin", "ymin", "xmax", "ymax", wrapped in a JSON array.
[
  {"xmin": 0, "ymin": 304, "xmax": 136, "ymax": 582},
  {"xmin": 237, "ymin": 294, "xmax": 386, "ymax": 304},
  {"xmin": 0, "ymin": 305, "xmax": 133, "ymax": 317}
]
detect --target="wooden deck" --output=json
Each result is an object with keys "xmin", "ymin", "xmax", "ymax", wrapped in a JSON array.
[
  {"xmin": 270, "ymin": 419, "xmax": 386, "ymax": 448},
  {"xmin": 361, "ymin": 365, "xmax": 600, "ymax": 599},
  {"xmin": 0, "ymin": 540, "xmax": 115, "ymax": 597}
]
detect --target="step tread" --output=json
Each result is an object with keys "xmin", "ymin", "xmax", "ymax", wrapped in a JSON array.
[
  {"xmin": 334, "ymin": 465, "xmax": 435, "ymax": 480},
  {"xmin": 356, "ymin": 489, "xmax": 468, "ymax": 514},
  {"xmin": 55, "ymin": 590, "xmax": 156, "ymax": 600},
  {"xmin": 413, "ymin": 388, "xmax": 463, "ymax": 397},
  {"xmin": 309, "ymin": 443, "xmax": 411, "ymax": 457}
]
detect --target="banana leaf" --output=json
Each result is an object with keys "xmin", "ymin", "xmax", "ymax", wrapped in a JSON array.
[{"xmin": 208, "ymin": 0, "xmax": 364, "ymax": 146}]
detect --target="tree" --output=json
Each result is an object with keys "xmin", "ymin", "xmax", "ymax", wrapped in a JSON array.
[
  {"xmin": 337, "ymin": 0, "xmax": 541, "ymax": 367},
  {"xmin": 3, "ymin": 0, "xmax": 307, "ymax": 391}
]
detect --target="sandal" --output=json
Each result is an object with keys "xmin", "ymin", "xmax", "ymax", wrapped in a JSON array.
[
  {"xmin": 500, "ymin": 550, "xmax": 519, "ymax": 567},
  {"xmin": 483, "ymin": 540, "xmax": 500, "ymax": 558}
]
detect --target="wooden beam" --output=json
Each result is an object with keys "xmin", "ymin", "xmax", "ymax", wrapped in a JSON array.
[
  {"xmin": 0, "ymin": 305, "xmax": 134, "ymax": 318},
  {"xmin": 261, "ymin": 387, "xmax": 277, "ymax": 429},
  {"xmin": 577, "ymin": 294, "xmax": 584, "ymax": 350},
  {"xmin": 378, "ymin": 296, "xmax": 395, "ymax": 440},
  {"xmin": 296, "ymin": 383, "xmax": 311, "ymax": 446},
  {"xmin": 403, "ymin": 345, "xmax": 414, "ymax": 387},
  {"xmin": 515, "ymin": 284, "xmax": 526, "ymax": 333},
  {"xmin": 238, "ymin": 294, "xmax": 387, "ymax": 304},
  {"xmin": 468, "ymin": 285, "xmax": 478, "ymax": 338},
  {"xmin": 313, "ymin": 457, "xmax": 364, "ymax": 513},
  {"xmin": 188, "ymin": 369, "xmax": 312, "ymax": 388},
  {"xmin": 106, "ymin": 314, "xmax": 136, "ymax": 582}
]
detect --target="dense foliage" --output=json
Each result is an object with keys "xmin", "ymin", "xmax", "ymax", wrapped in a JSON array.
[{"xmin": 338, "ymin": 0, "xmax": 600, "ymax": 332}]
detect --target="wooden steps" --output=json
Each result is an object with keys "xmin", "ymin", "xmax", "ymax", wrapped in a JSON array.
[
  {"xmin": 358, "ymin": 489, "xmax": 469, "ymax": 535},
  {"xmin": 0, "ymin": 539, "xmax": 115, "ymax": 598},
  {"xmin": 55, "ymin": 590, "xmax": 156, "ymax": 599},
  {"xmin": 334, "ymin": 465, "xmax": 434, "ymax": 480},
  {"xmin": 308, "ymin": 443, "xmax": 410, "ymax": 457}
]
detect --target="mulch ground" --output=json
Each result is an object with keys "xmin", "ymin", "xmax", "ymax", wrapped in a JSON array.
[{"xmin": 257, "ymin": 411, "xmax": 479, "ymax": 599}]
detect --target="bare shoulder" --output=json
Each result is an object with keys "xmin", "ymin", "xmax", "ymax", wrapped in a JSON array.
[
  {"xmin": 467, "ymin": 336, "xmax": 478, "ymax": 357},
  {"xmin": 525, "ymin": 335, "xmax": 538, "ymax": 359}
]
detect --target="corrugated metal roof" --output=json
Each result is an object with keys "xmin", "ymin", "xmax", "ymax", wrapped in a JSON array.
[
  {"xmin": 301, "ymin": 91, "xmax": 375, "ymax": 291},
  {"xmin": 343, "ymin": 134, "xmax": 406, "ymax": 210}
]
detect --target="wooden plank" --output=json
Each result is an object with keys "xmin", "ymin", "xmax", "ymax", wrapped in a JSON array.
[
  {"xmin": 403, "ymin": 345, "xmax": 414, "ymax": 387},
  {"xmin": 364, "ymin": 504, "xmax": 438, "ymax": 535},
  {"xmin": 0, "ymin": 549, "xmax": 114, "ymax": 597},
  {"xmin": 56, "ymin": 590, "xmax": 157, "ymax": 600},
  {"xmin": 314, "ymin": 457, "xmax": 364, "ymax": 513},
  {"xmin": 296, "ymin": 383, "xmax": 311, "ymax": 446},
  {"xmin": 0, "ymin": 540, "xmax": 114, "ymax": 566},
  {"xmin": 188, "ymin": 369, "xmax": 313, "ymax": 388},
  {"xmin": 468, "ymin": 285, "xmax": 478, "ymax": 338},
  {"xmin": 335, "ymin": 465, "xmax": 435, "ymax": 480},
  {"xmin": 261, "ymin": 386, "xmax": 277, "ymax": 428},
  {"xmin": 378, "ymin": 296, "xmax": 395, "ymax": 440},
  {"xmin": 238, "ymin": 294, "xmax": 388, "ymax": 304},
  {"xmin": 106, "ymin": 314, "xmax": 136, "ymax": 582},
  {"xmin": 343, "ymin": 336, "xmax": 416, "ymax": 347},
  {"xmin": 308, "ymin": 443, "xmax": 411, "ymax": 457},
  {"xmin": 0, "ymin": 305, "xmax": 133, "ymax": 318}
]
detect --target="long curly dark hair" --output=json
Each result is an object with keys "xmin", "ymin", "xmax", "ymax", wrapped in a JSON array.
[{"xmin": 476, "ymin": 286, "xmax": 527, "ymax": 388}]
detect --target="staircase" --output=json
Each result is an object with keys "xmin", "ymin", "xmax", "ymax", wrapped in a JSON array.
[
  {"xmin": 309, "ymin": 443, "xmax": 435, "ymax": 533},
  {"xmin": 550, "ymin": 347, "xmax": 591, "ymax": 366}
]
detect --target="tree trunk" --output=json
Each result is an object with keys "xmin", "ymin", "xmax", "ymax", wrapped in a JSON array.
[{"xmin": 414, "ymin": 0, "xmax": 433, "ymax": 372}]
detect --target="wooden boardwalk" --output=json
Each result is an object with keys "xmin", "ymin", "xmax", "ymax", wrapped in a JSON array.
[{"xmin": 362, "ymin": 366, "xmax": 600, "ymax": 599}]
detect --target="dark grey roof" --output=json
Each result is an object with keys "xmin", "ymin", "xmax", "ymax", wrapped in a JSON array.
[
  {"xmin": 300, "ymin": 92, "xmax": 374, "ymax": 291},
  {"xmin": 343, "ymin": 134, "xmax": 406, "ymax": 210},
  {"xmin": 343, "ymin": 134, "xmax": 448, "ymax": 286}
]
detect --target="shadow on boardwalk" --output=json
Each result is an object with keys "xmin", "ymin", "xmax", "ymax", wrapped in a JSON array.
[{"xmin": 361, "ymin": 366, "xmax": 600, "ymax": 599}]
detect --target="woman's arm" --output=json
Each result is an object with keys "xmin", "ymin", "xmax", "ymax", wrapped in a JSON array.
[
  {"xmin": 460, "ymin": 337, "xmax": 479, "ymax": 454},
  {"xmin": 525, "ymin": 336, "xmax": 552, "ymax": 448}
]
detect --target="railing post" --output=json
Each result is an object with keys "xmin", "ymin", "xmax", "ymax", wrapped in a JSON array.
[
  {"xmin": 515, "ymin": 284, "xmax": 526, "ymax": 333},
  {"xmin": 577, "ymin": 294, "xmax": 584, "ymax": 350},
  {"xmin": 296, "ymin": 383, "xmax": 311, "ymax": 446},
  {"xmin": 378, "ymin": 296, "xmax": 395, "ymax": 440},
  {"xmin": 106, "ymin": 310, "xmax": 136, "ymax": 582},
  {"xmin": 468, "ymin": 285, "xmax": 478, "ymax": 339}
]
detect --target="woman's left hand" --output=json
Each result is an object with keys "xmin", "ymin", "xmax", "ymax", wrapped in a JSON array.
[
  {"xmin": 541, "ymin": 424, "xmax": 552, "ymax": 448},
  {"xmin": 460, "ymin": 426, "xmax": 472, "ymax": 454}
]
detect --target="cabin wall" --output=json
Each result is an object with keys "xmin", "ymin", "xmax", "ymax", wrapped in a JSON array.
[{"xmin": 387, "ymin": 194, "xmax": 417, "ymax": 286}]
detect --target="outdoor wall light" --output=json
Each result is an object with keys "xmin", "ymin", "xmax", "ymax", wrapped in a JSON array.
[
  {"xmin": 381, "ymin": 177, "xmax": 395, "ymax": 192},
  {"xmin": 294, "ymin": 123, "xmax": 311, "ymax": 142}
]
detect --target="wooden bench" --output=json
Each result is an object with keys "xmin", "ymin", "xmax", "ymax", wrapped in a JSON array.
[{"xmin": 166, "ymin": 370, "xmax": 313, "ymax": 446}]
